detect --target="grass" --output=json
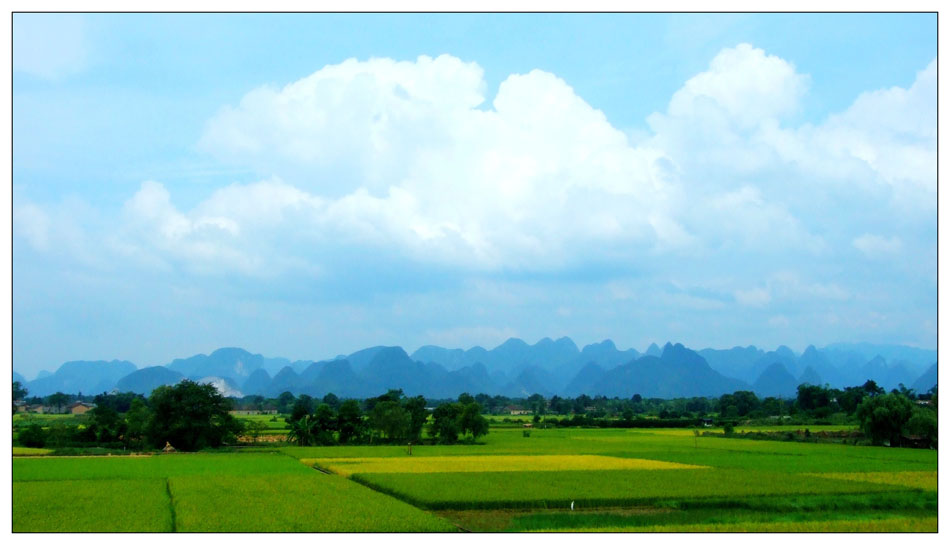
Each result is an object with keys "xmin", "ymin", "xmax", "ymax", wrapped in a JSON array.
[
  {"xmin": 306, "ymin": 455, "xmax": 704, "ymax": 477},
  {"xmin": 439, "ymin": 490, "xmax": 937, "ymax": 531},
  {"xmin": 13, "ymin": 479, "xmax": 173, "ymax": 532},
  {"xmin": 11, "ymin": 424, "xmax": 939, "ymax": 532},
  {"xmin": 545, "ymin": 517, "xmax": 937, "ymax": 532},
  {"xmin": 13, "ymin": 452, "xmax": 310, "ymax": 482},
  {"xmin": 351, "ymin": 468, "xmax": 904, "ymax": 510},
  {"xmin": 808, "ymin": 471, "xmax": 938, "ymax": 491},
  {"xmin": 282, "ymin": 427, "xmax": 936, "ymax": 472},
  {"xmin": 170, "ymin": 473, "xmax": 457, "ymax": 532},
  {"xmin": 12, "ymin": 451, "xmax": 457, "ymax": 532},
  {"xmin": 13, "ymin": 447, "xmax": 53, "ymax": 456}
]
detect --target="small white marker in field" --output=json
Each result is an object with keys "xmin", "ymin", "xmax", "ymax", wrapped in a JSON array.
[{"xmin": 571, "ymin": 501, "xmax": 574, "ymax": 511}]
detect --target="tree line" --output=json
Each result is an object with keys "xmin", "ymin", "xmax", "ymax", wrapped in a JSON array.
[
  {"xmin": 13, "ymin": 381, "xmax": 489, "ymax": 451},
  {"xmin": 282, "ymin": 389, "xmax": 488, "ymax": 446},
  {"xmin": 13, "ymin": 377, "xmax": 936, "ymax": 450}
]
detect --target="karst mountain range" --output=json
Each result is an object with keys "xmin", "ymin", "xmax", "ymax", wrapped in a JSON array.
[{"xmin": 14, "ymin": 338, "xmax": 938, "ymax": 400}]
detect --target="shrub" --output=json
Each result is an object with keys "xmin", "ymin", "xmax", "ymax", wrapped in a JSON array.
[{"xmin": 18, "ymin": 424, "xmax": 47, "ymax": 448}]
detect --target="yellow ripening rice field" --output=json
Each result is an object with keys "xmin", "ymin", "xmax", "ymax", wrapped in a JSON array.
[
  {"xmin": 303, "ymin": 455, "xmax": 705, "ymax": 477},
  {"xmin": 808, "ymin": 471, "xmax": 938, "ymax": 491},
  {"xmin": 12, "ymin": 447, "xmax": 53, "ymax": 456}
]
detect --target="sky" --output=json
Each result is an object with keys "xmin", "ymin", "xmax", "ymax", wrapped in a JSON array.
[{"xmin": 11, "ymin": 13, "xmax": 937, "ymax": 377}]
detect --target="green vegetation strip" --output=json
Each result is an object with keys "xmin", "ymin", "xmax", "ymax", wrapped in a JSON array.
[
  {"xmin": 307, "ymin": 455, "xmax": 703, "ymax": 476},
  {"xmin": 506, "ymin": 495, "xmax": 936, "ymax": 531},
  {"xmin": 352, "ymin": 468, "xmax": 905, "ymax": 510},
  {"xmin": 281, "ymin": 428, "xmax": 936, "ymax": 473},
  {"xmin": 13, "ymin": 452, "xmax": 457, "ymax": 533},
  {"xmin": 13, "ymin": 479, "xmax": 173, "ymax": 532},
  {"xmin": 12, "ymin": 447, "xmax": 53, "ymax": 456},
  {"xmin": 542, "ymin": 517, "xmax": 937, "ymax": 532},
  {"xmin": 13, "ymin": 452, "xmax": 309, "ymax": 482},
  {"xmin": 169, "ymin": 474, "xmax": 457, "ymax": 532}
]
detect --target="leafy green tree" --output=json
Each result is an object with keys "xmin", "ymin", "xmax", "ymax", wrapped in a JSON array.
[
  {"xmin": 369, "ymin": 400, "xmax": 410, "ymax": 442},
  {"xmin": 337, "ymin": 399, "xmax": 364, "ymax": 444},
  {"xmin": 18, "ymin": 423, "xmax": 47, "ymax": 448},
  {"xmin": 288, "ymin": 396, "xmax": 313, "ymax": 424},
  {"xmin": 287, "ymin": 415, "xmax": 315, "ymax": 446},
  {"xmin": 430, "ymin": 402, "xmax": 462, "ymax": 444},
  {"xmin": 124, "ymin": 398, "xmax": 150, "ymax": 448},
  {"xmin": 837, "ymin": 386, "xmax": 867, "ymax": 415},
  {"xmin": 322, "ymin": 392, "xmax": 340, "ymax": 410},
  {"xmin": 526, "ymin": 393, "xmax": 546, "ymax": 415},
  {"xmin": 760, "ymin": 397, "xmax": 785, "ymax": 416},
  {"xmin": 276, "ymin": 391, "xmax": 296, "ymax": 414},
  {"xmin": 856, "ymin": 392, "xmax": 914, "ymax": 446},
  {"xmin": 47, "ymin": 392, "xmax": 70, "ymax": 413},
  {"xmin": 312, "ymin": 403, "xmax": 337, "ymax": 445},
  {"xmin": 862, "ymin": 380, "xmax": 885, "ymax": 396},
  {"xmin": 93, "ymin": 392, "xmax": 145, "ymax": 413},
  {"xmin": 13, "ymin": 381, "xmax": 28, "ymax": 401},
  {"xmin": 905, "ymin": 408, "xmax": 937, "ymax": 448},
  {"xmin": 146, "ymin": 380, "xmax": 244, "ymax": 451},
  {"xmin": 88, "ymin": 405, "xmax": 125, "ymax": 443},
  {"xmin": 13, "ymin": 381, "xmax": 28, "ymax": 415},
  {"xmin": 459, "ymin": 402, "xmax": 489, "ymax": 440},
  {"xmin": 366, "ymin": 389, "xmax": 404, "ymax": 413},
  {"xmin": 457, "ymin": 393, "xmax": 475, "ymax": 405},
  {"xmin": 404, "ymin": 395, "xmax": 428, "ymax": 441},
  {"xmin": 892, "ymin": 383, "xmax": 916, "ymax": 399}
]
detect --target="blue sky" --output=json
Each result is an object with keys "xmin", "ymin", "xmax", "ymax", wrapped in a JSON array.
[{"xmin": 12, "ymin": 13, "xmax": 937, "ymax": 377}]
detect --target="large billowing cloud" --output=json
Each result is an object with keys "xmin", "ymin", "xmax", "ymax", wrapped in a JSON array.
[{"xmin": 14, "ymin": 45, "xmax": 936, "ymax": 346}]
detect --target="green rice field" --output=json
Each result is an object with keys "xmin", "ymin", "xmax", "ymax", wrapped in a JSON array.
[{"xmin": 13, "ymin": 426, "xmax": 938, "ymax": 532}]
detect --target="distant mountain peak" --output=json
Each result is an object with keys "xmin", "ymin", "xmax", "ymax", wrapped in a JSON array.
[{"xmin": 499, "ymin": 337, "xmax": 529, "ymax": 348}]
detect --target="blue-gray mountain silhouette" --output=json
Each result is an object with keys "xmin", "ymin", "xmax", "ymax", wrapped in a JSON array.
[
  {"xmin": 16, "ymin": 338, "xmax": 936, "ymax": 400},
  {"xmin": 27, "ymin": 360, "xmax": 137, "ymax": 397},
  {"xmin": 116, "ymin": 366, "xmax": 184, "ymax": 395},
  {"xmin": 798, "ymin": 366, "xmax": 823, "ymax": 386},
  {"xmin": 583, "ymin": 343, "xmax": 748, "ymax": 398},
  {"xmin": 752, "ymin": 362, "xmax": 799, "ymax": 398},
  {"xmin": 911, "ymin": 363, "xmax": 937, "ymax": 393}
]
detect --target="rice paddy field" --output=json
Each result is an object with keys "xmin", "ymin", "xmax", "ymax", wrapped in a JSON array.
[{"xmin": 13, "ymin": 426, "xmax": 938, "ymax": 532}]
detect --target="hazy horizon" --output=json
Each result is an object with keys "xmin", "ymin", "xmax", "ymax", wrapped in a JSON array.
[
  {"xmin": 14, "ymin": 336, "xmax": 937, "ymax": 380},
  {"xmin": 13, "ymin": 13, "xmax": 936, "ymax": 377}
]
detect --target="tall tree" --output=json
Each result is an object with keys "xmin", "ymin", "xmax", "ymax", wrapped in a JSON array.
[
  {"xmin": 337, "ymin": 399, "xmax": 364, "ymax": 444},
  {"xmin": 459, "ymin": 402, "xmax": 489, "ymax": 440},
  {"xmin": 369, "ymin": 401, "xmax": 410, "ymax": 442},
  {"xmin": 404, "ymin": 395, "xmax": 428, "ymax": 441},
  {"xmin": 430, "ymin": 403, "xmax": 462, "ymax": 444},
  {"xmin": 856, "ymin": 392, "xmax": 914, "ymax": 446},
  {"xmin": 146, "ymin": 380, "xmax": 244, "ymax": 451}
]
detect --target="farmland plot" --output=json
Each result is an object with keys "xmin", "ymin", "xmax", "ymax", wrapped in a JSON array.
[
  {"xmin": 13, "ymin": 479, "xmax": 172, "ymax": 532},
  {"xmin": 13, "ymin": 452, "xmax": 456, "ymax": 532},
  {"xmin": 350, "ymin": 468, "xmax": 909, "ymax": 510}
]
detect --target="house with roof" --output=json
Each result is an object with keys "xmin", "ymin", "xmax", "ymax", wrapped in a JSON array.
[{"xmin": 68, "ymin": 401, "xmax": 96, "ymax": 415}]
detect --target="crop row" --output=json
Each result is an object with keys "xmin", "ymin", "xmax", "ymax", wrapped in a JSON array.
[
  {"xmin": 306, "ymin": 455, "xmax": 703, "ymax": 477},
  {"xmin": 13, "ymin": 479, "xmax": 173, "ymax": 532},
  {"xmin": 13, "ymin": 452, "xmax": 312, "ymax": 482},
  {"xmin": 351, "ymin": 468, "xmax": 910, "ymax": 510},
  {"xmin": 13, "ymin": 454, "xmax": 457, "ymax": 532},
  {"xmin": 281, "ymin": 427, "xmax": 937, "ymax": 473},
  {"xmin": 168, "ymin": 474, "xmax": 456, "ymax": 532}
]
